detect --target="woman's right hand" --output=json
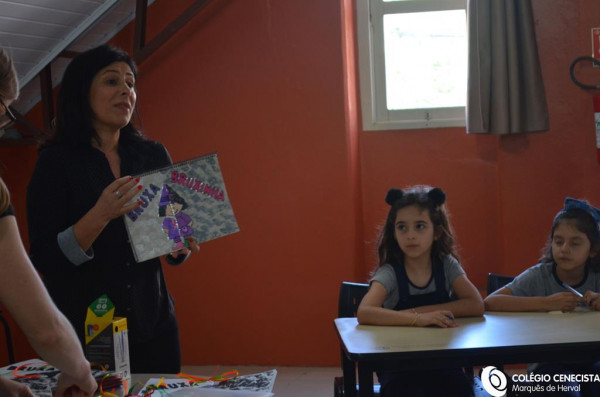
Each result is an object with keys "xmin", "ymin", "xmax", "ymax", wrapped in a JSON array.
[
  {"xmin": 93, "ymin": 176, "xmax": 143, "ymax": 222},
  {"xmin": 414, "ymin": 310, "xmax": 457, "ymax": 328},
  {"xmin": 54, "ymin": 372, "xmax": 98, "ymax": 397}
]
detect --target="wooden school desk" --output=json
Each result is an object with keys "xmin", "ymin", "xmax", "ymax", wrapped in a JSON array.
[{"xmin": 334, "ymin": 311, "xmax": 600, "ymax": 397}]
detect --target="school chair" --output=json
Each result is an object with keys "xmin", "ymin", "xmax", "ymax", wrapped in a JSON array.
[
  {"xmin": 487, "ymin": 273, "xmax": 515, "ymax": 295},
  {"xmin": 483, "ymin": 273, "xmax": 515, "ymax": 375},
  {"xmin": 334, "ymin": 281, "xmax": 380, "ymax": 397}
]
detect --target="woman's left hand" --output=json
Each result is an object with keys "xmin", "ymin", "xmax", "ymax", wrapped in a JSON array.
[{"xmin": 170, "ymin": 237, "xmax": 200, "ymax": 258}]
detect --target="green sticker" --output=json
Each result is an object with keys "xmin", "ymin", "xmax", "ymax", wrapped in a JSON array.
[{"xmin": 90, "ymin": 294, "xmax": 114, "ymax": 317}]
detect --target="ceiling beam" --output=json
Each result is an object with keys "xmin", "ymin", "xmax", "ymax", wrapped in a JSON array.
[
  {"xmin": 134, "ymin": 0, "xmax": 215, "ymax": 64},
  {"xmin": 134, "ymin": 0, "xmax": 148, "ymax": 53}
]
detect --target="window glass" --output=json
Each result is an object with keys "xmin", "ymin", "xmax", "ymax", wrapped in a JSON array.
[{"xmin": 383, "ymin": 10, "xmax": 467, "ymax": 110}]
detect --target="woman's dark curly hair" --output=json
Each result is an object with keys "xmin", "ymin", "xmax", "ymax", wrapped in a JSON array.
[
  {"xmin": 376, "ymin": 185, "xmax": 458, "ymax": 268},
  {"xmin": 43, "ymin": 44, "xmax": 144, "ymax": 148},
  {"xmin": 539, "ymin": 206, "xmax": 600, "ymax": 272}
]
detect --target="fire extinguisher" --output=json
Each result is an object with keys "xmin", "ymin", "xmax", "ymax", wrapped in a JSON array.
[
  {"xmin": 570, "ymin": 57, "xmax": 600, "ymax": 163},
  {"xmin": 596, "ymin": 95, "xmax": 600, "ymax": 164}
]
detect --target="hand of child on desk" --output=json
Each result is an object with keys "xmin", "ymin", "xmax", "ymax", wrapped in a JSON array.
[
  {"xmin": 414, "ymin": 310, "xmax": 457, "ymax": 328},
  {"xmin": 584, "ymin": 291, "xmax": 600, "ymax": 311},
  {"xmin": 545, "ymin": 292, "xmax": 585, "ymax": 312}
]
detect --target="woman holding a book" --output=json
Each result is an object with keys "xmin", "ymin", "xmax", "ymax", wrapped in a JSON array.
[{"xmin": 26, "ymin": 45, "xmax": 199, "ymax": 374}]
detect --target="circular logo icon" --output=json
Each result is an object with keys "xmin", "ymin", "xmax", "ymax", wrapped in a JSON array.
[{"xmin": 481, "ymin": 366, "xmax": 508, "ymax": 397}]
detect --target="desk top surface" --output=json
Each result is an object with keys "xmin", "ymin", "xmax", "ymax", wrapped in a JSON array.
[{"xmin": 335, "ymin": 311, "xmax": 600, "ymax": 356}]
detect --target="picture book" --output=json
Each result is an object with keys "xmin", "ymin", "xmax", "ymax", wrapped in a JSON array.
[
  {"xmin": 140, "ymin": 369, "xmax": 277, "ymax": 396},
  {"xmin": 0, "ymin": 359, "xmax": 123, "ymax": 397},
  {"xmin": 124, "ymin": 152, "xmax": 239, "ymax": 262}
]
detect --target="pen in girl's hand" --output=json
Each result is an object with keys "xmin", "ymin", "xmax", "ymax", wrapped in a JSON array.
[
  {"xmin": 562, "ymin": 282, "xmax": 584, "ymax": 297},
  {"xmin": 562, "ymin": 282, "xmax": 587, "ymax": 307}
]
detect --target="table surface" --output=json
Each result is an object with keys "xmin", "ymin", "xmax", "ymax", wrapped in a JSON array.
[
  {"xmin": 335, "ymin": 311, "xmax": 600, "ymax": 397},
  {"xmin": 336, "ymin": 311, "xmax": 600, "ymax": 359},
  {"xmin": 336, "ymin": 310, "xmax": 600, "ymax": 373}
]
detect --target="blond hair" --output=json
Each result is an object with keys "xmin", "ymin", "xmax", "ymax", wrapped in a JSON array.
[
  {"xmin": 0, "ymin": 48, "xmax": 19, "ymax": 101},
  {"xmin": 0, "ymin": 49, "xmax": 18, "ymax": 213},
  {"xmin": 0, "ymin": 177, "xmax": 9, "ymax": 214}
]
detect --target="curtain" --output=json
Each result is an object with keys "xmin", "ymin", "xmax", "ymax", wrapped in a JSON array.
[{"xmin": 467, "ymin": 0, "xmax": 549, "ymax": 134}]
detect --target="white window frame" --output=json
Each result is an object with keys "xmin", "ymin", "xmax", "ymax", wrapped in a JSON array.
[{"xmin": 356, "ymin": 0, "xmax": 467, "ymax": 131}]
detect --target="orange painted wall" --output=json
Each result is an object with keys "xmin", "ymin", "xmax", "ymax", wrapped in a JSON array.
[{"xmin": 0, "ymin": 0, "xmax": 599, "ymax": 367}]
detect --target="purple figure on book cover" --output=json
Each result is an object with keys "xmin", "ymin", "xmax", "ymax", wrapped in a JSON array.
[{"xmin": 158, "ymin": 184, "xmax": 194, "ymax": 251}]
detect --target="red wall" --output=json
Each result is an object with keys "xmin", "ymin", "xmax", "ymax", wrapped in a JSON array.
[{"xmin": 0, "ymin": 0, "xmax": 599, "ymax": 367}]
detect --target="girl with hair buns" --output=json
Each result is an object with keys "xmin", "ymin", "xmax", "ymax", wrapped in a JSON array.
[
  {"xmin": 357, "ymin": 185, "xmax": 483, "ymax": 397},
  {"xmin": 0, "ymin": 48, "xmax": 96, "ymax": 397}
]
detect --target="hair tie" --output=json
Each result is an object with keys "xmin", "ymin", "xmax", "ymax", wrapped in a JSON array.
[
  {"xmin": 385, "ymin": 189, "xmax": 404, "ymax": 205},
  {"xmin": 427, "ymin": 187, "xmax": 446, "ymax": 206},
  {"xmin": 560, "ymin": 198, "xmax": 600, "ymax": 229}
]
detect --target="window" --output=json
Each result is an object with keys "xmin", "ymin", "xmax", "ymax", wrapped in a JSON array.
[{"xmin": 356, "ymin": 0, "xmax": 467, "ymax": 131}]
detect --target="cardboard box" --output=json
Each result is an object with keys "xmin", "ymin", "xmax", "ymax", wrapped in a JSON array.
[{"xmin": 85, "ymin": 295, "xmax": 131, "ymax": 386}]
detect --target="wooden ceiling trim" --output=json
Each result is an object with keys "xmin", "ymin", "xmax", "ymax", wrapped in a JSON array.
[{"xmin": 134, "ymin": 0, "xmax": 215, "ymax": 65}]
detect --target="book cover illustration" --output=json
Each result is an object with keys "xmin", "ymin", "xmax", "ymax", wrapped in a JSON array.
[
  {"xmin": 124, "ymin": 152, "xmax": 239, "ymax": 262},
  {"xmin": 0, "ymin": 359, "xmax": 123, "ymax": 397},
  {"xmin": 140, "ymin": 369, "xmax": 277, "ymax": 396}
]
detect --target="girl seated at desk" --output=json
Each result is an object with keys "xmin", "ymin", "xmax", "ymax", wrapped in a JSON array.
[
  {"xmin": 485, "ymin": 197, "xmax": 600, "ymax": 397},
  {"xmin": 357, "ymin": 186, "xmax": 484, "ymax": 397}
]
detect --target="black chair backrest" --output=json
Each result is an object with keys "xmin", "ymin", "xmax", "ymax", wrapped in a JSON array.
[
  {"xmin": 338, "ymin": 282, "xmax": 369, "ymax": 318},
  {"xmin": 486, "ymin": 273, "xmax": 515, "ymax": 295}
]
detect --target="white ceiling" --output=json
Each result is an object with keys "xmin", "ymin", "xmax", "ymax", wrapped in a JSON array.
[{"xmin": 0, "ymin": 0, "xmax": 155, "ymax": 116}]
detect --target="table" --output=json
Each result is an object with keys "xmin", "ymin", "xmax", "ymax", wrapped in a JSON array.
[{"xmin": 334, "ymin": 311, "xmax": 600, "ymax": 397}]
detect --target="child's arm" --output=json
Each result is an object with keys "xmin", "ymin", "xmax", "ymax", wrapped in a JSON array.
[
  {"xmin": 406, "ymin": 274, "xmax": 484, "ymax": 317},
  {"xmin": 484, "ymin": 287, "xmax": 583, "ymax": 312},
  {"xmin": 357, "ymin": 281, "xmax": 456, "ymax": 328}
]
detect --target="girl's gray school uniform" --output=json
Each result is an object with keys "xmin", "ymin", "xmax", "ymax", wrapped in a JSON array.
[
  {"xmin": 504, "ymin": 262, "xmax": 600, "ymax": 374},
  {"xmin": 505, "ymin": 262, "xmax": 600, "ymax": 297},
  {"xmin": 370, "ymin": 255, "xmax": 466, "ymax": 309}
]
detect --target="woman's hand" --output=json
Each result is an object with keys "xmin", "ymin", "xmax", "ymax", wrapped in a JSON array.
[
  {"xmin": 0, "ymin": 377, "xmax": 34, "ymax": 397},
  {"xmin": 54, "ymin": 371, "xmax": 97, "ymax": 397},
  {"xmin": 545, "ymin": 292, "xmax": 583, "ymax": 312},
  {"xmin": 584, "ymin": 291, "xmax": 600, "ymax": 311},
  {"xmin": 170, "ymin": 237, "xmax": 201, "ymax": 258},
  {"xmin": 94, "ymin": 176, "xmax": 143, "ymax": 223},
  {"xmin": 414, "ymin": 310, "xmax": 457, "ymax": 328}
]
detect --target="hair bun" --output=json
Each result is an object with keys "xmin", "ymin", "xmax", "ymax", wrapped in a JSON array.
[
  {"xmin": 385, "ymin": 189, "xmax": 404, "ymax": 205},
  {"xmin": 427, "ymin": 187, "xmax": 446, "ymax": 206}
]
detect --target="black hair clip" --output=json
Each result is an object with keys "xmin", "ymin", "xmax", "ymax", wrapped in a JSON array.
[
  {"xmin": 385, "ymin": 189, "xmax": 403, "ymax": 205},
  {"xmin": 427, "ymin": 187, "xmax": 446, "ymax": 206}
]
